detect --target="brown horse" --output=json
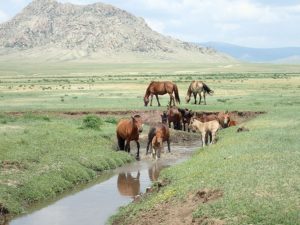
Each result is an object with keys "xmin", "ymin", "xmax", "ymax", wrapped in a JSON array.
[
  {"xmin": 228, "ymin": 120, "xmax": 237, "ymax": 127},
  {"xmin": 144, "ymin": 81, "xmax": 180, "ymax": 107},
  {"xmin": 116, "ymin": 115, "xmax": 143, "ymax": 159},
  {"xmin": 189, "ymin": 117, "xmax": 221, "ymax": 147},
  {"xmin": 178, "ymin": 108, "xmax": 194, "ymax": 132},
  {"xmin": 166, "ymin": 106, "xmax": 182, "ymax": 130},
  {"xmin": 146, "ymin": 120, "xmax": 170, "ymax": 159},
  {"xmin": 117, "ymin": 172, "xmax": 140, "ymax": 197},
  {"xmin": 185, "ymin": 81, "xmax": 214, "ymax": 105},
  {"xmin": 196, "ymin": 111, "xmax": 231, "ymax": 128}
]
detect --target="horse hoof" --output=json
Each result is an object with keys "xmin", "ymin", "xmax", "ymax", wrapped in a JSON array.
[{"xmin": 135, "ymin": 156, "xmax": 140, "ymax": 161}]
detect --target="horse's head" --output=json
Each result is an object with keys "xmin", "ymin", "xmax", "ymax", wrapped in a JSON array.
[
  {"xmin": 161, "ymin": 112, "xmax": 168, "ymax": 124},
  {"xmin": 222, "ymin": 111, "xmax": 231, "ymax": 127},
  {"xmin": 185, "ymin": 95, "xmax": 191, "ymax": 103},
  {"xmin": 189, "ymin": 117, "xmax": 198, "ymax": 133},
  {"xmin": 144, "ymin": 96, "xmax": 149, "ymax": 107},
  {"xmin": 132, "ymin": 115, "xmax": 143, "ymax": 133}
]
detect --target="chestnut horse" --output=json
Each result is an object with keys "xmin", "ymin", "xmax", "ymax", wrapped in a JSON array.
[
  {"xmin": 144, "ymin": 81, "xmax": 180, "ymax": 107},
  {"xmin": 146, "ymin": 116, "xmax": 170, "ymax": 159},
  {"xmin": 178, "ymin": 108, "xmax": 194, "ymax": 132},
  {"xmin": 185, "ymin": 81, "xmax": 214, "ymax": 105},
  {"xmin": 116, "ymin": 115, "xmax": 143, "ymax": 159},
  {"xmin": 196, "ymin": 111, "xmax": 231, "ymax": 128},
  {"xmin": 189, "ymin": 117, "xmax": 221, "ymax": 147}
]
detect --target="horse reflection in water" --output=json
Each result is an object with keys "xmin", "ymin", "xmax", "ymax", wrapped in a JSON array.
[
  {"xmin": 117, "ymin": 172, "xmax": 140, "ymax": 197},
  {"xmin": 148, "ymin": 162, "xmax": 168, "ymax": 182}
]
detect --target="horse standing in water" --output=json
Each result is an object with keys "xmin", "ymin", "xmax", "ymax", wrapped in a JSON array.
[
  {"xmin": 166, "ymin": 106, "xmax": 182, "ymax": 130},
  {"xmin": 185, "ymin": 81, "xmax": 214, "ymax": 105},
  {"xmin": 144, "ymin": 81, "xmax": 180, "ymax": 107},
  {"xmin": 116, "ymin": 115, "xmax": 143, "ymax": 159},
  {"xmin": 146, "ymin": 113, "xmax": 170, "ymax": 159}
]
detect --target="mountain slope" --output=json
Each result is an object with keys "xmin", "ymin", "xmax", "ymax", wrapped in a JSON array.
[
  {"xmin": 0, "ymin": 0, "xmax": 233, "ymax": 63},
  {"xmin": 199, "ymin": 42, "xmax": 300, "ymax": 63}
]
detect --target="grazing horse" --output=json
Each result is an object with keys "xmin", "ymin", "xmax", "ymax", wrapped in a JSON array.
[
  {"xmin": 146, "ymin": 121, "xmax": 170, "ymax": 159},
  {"xmin": 117, "ymin": 172, "xmax": 140, "ymax": 197},
  {"xmin": 166, "ymin": 106, "xmax": 182, "ymax": 130},
  {"xmin": 178, "ymin": 108, "xmax": 194, "ymax": 132},
  {"xmin": 116, "ymin": 115, "xmax": 143, "ymax": 159},
  {"xmin": 185, "ymin": 81, "xmax": 214, "ymax": 105},
  {"xmin": 189, "ymin": 117, "xmax": 221, "ymax": 147},
  {"xmin": 144, "ymin": 81, "xmax": 180, "ymax": 107}
]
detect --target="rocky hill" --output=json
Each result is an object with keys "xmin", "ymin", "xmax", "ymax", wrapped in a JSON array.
[{"xmin": 0, "ymin": 0, "xmax": 233, "ymax": 62}]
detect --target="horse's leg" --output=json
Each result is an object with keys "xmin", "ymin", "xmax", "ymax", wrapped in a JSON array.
[
  {"xmin": 155, "ymin": 94, "xmax": 161, "ymax": 107},
  {"xmin": 136, "ymin": 141, "xmax": 140, "ymax": 160},
  {"xmin": 199, "ymin": 92, "xmax": 202, "ymax": 104},
  {"xmin": 169, "ymin": 94, "xmax": 175, "ymax": 106},
  {"xmin": 167, "ymin": 138, "xmax": 171, "ymax": 152},
  {"xmin": 201, "ymin": 132, "xmax": 206, "ymax": 147},
  {"xmin": 193, "ymin": 93, "xmax": 197, "ymax": 104},
  {"xmin": 204, "ymin": 92, "xmax": 207, "ymax": 105},
  {"xmin": 125, "ymin": 140, "xmax": 130, "ymax": 153},
  {"xmin": 150, "ymin": 94, "xmax": 153, "ymax": 106},
  {"xmin": 183, "ymin": 122, "xmax": 186, "ymax": 131},
  {"xmin": 211, "ymin": 132, "xmax": 216, "ymax": 144}
]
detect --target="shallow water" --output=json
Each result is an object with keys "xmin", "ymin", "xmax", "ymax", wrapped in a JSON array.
[{"xmin": 7, "ymin": 142, "xmax": 200, "ymax": 225}]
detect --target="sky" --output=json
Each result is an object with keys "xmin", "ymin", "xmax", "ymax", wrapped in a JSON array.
[{"xmin": 0, "ymin": 0, "xmax": 300, "ymax": 48}]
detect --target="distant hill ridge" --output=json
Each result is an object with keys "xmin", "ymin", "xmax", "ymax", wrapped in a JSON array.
[
  {"xmin": 0, "ymin": 0, "xmax": 233, "ymax": 62},
  {"xmin": 199, "ymin": 42, "xmax": 300, "ymax": 64}
]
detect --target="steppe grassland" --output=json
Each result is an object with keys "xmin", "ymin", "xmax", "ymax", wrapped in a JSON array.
[{"xmin": 0, "ymin": 62, "xmax": 300, "ymax": 224}]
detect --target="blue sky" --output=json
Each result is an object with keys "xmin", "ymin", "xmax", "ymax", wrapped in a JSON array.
[{"xmin": 0, "ymin": 0, "xmax": 300, "ymax": 48}]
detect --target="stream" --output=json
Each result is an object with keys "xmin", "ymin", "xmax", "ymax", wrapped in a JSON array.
[{"xmin": 7, "ymin": 142, "xmax": 200, "ymax": 225}]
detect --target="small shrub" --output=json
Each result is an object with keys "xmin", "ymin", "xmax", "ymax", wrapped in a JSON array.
[
  {"xmin": 105, "ymin": 117, "xmax": 118, "ymax": 124},
  {"xmin": 82, "ymin": 115, "xmax": 103, "ymax": 130}
]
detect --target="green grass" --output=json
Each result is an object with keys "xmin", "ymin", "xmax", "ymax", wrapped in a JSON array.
[{"xmin": 0, "ymin": 114, "xmax": 133, "ymax": 214}]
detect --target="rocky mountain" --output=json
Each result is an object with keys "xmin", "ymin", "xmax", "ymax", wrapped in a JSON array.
[{"xmin": 0, "ymin": 0, "xmax": 233, "ymax": 62}]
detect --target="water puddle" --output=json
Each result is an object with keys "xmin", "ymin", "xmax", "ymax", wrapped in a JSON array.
[{"xmin": 7, "ymin": 142, "xmax": 200, "ymax": 225}]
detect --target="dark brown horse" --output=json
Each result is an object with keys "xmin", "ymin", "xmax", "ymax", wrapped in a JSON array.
[
  {"xmin": 178, "ymin": 108, "xmax": 194, "ymax": 132},
  {"xmin": 144, "ymin": 81, "xmax": 180, "ymax": 107},
  {"xmin": 146, "ymin": 117, "xmax": 170, "ymax": 159},
  {"xmin": 116, "ymin": 115, "xmax": 143, "ymax": 159},
  {"xmin": 117, "ymin": 172, "xmax": 140, "ymax": 197},
  {"xmin": 166, "ymin": 106, "xmax": 182, "ymax": 130},
  {"xmin": 185, "ymin": 81, "xmax": 214, "ymax": 105}
]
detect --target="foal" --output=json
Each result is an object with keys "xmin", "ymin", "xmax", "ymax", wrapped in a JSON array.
[
  {"xmin": 146, "ymin": 114, "xmax": 170, "ymax": 159},
  {"xmin": 189, "ymin": 117, "xmax": 221, "ymax": 147}
]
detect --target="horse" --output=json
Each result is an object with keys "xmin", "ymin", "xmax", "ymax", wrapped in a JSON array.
[
  {"xmin": 146, "ymin": 118, "xmax": 170, "ymax": 159},
  {"xmin": 189, "ymin": 117, "xmax": 221, "ymax": 147},
  {"xmin": 117, "ymin": 172, "xmax": 140, "ymax": 197},
  {"xmin": 178, "ymin": 108, "xmax": 194, "ymax": 132},
  {"xmin": 144, "ymin": 81, "xmax": 180, "ymax": 107},
  {"xmin": 196, "ymin": 111, "xmax": 231, "ymax": 128},
  {"xmin": 166, "ymin": 106, "xmax": 182, "ymax": 130},
  {"xmin": 185, "ymin": 81, "xmax": 214, "ymax": 105},
  {"xmin": 116, "ymin": 115, "xmax": 143, "ymax": 159}
]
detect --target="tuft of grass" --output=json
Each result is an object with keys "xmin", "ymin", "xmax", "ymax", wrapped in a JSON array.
[{"xmin": 81, "ymin": 115, "xmax": 103, "ymax": 130}]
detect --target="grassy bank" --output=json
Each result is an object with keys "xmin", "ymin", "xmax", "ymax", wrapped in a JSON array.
[{"xmin": 0, "ymin": 114, "xmax": 133, "ymax": 215}]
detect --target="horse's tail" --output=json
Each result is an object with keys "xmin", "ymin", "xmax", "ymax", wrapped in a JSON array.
[
  {"xmin": 117, "ymin": 134, "xmax": 125, "ymax": 151},
  {"xmin": 203, "ymin": 83, "xmax": 214, "ymax": 95},
  {"xmin": 173, "ymin": 84, "xmax": 181, "ymax": 104}
]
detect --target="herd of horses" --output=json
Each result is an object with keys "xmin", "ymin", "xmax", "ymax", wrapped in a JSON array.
[{"xmin": 116, "ymin": 80, "xmax": 237, "ymax": 160}]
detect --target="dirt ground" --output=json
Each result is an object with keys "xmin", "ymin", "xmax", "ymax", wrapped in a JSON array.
[{"xmin": 112, "ymin": 188, "xmax": 224, "ymax": 225}]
